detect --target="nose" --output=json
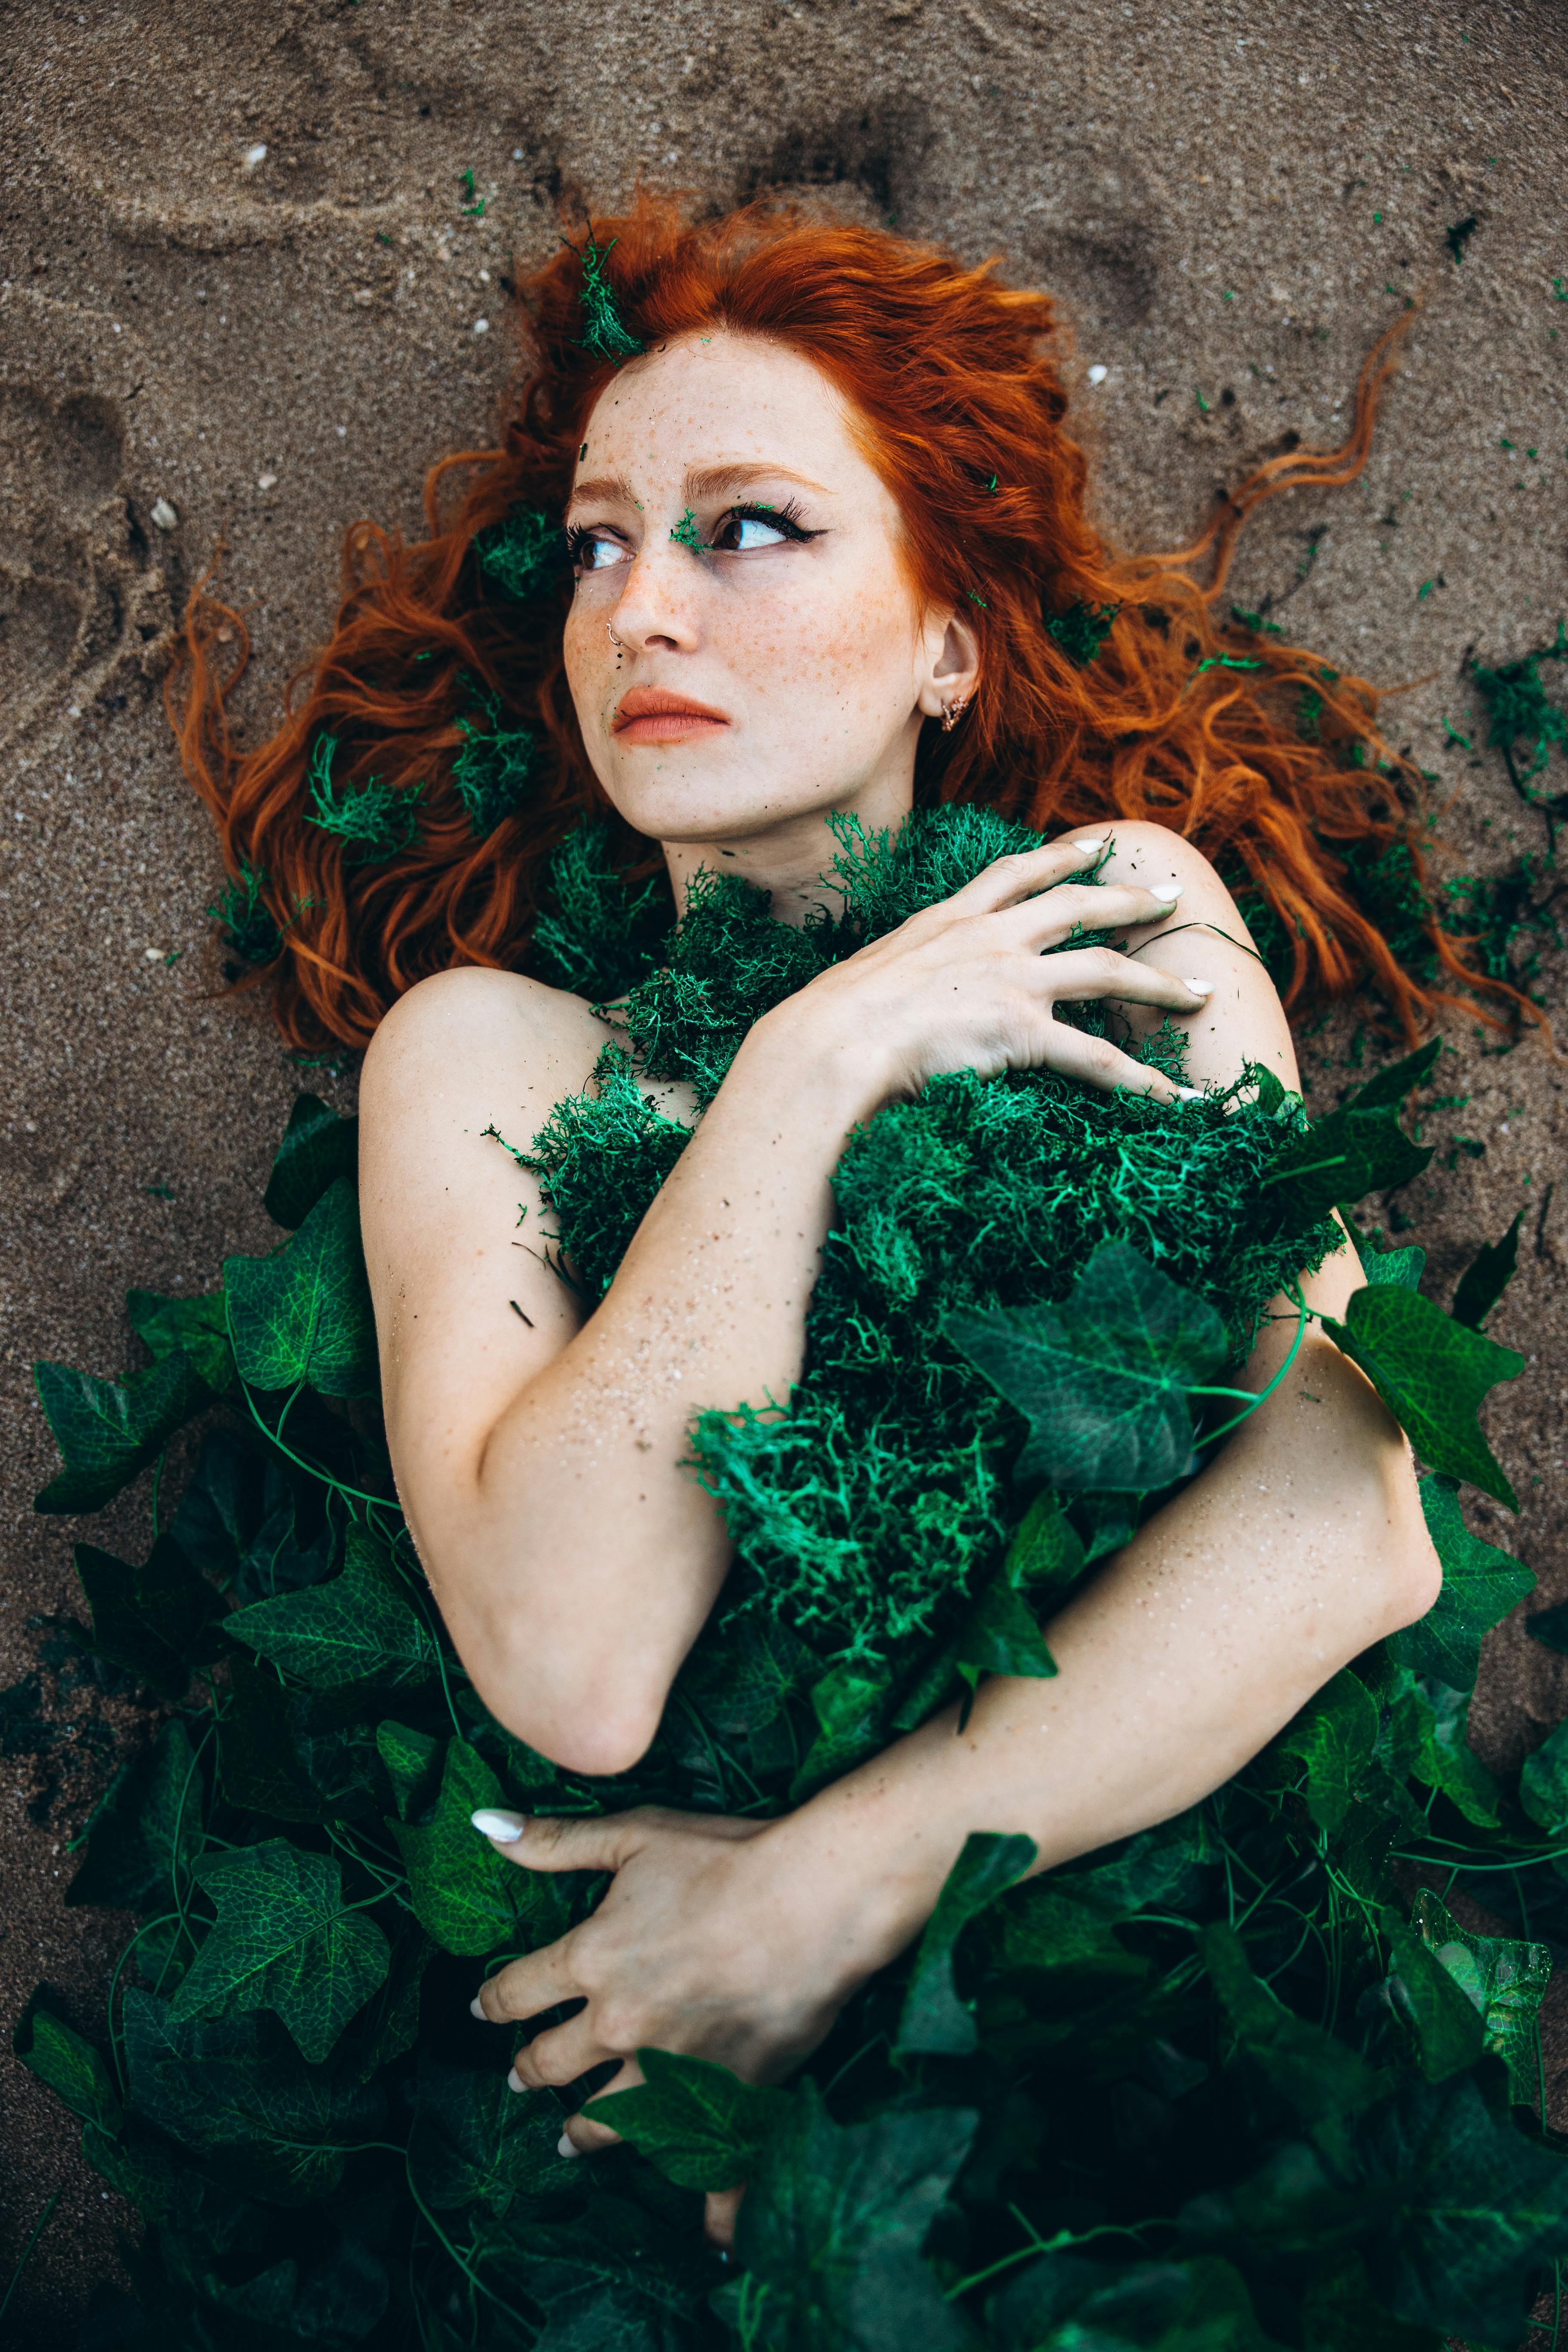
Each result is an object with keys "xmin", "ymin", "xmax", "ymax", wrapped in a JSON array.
[{"xmin": 606, "ymin": 541, "xmax": 702, "ymax": 657}]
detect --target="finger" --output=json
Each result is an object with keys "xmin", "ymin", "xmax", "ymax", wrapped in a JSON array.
[
  {"xmin": 1029, "ymin": 946, "xmax": 1213, "ymax": 1018},
  {"xmin": 1032, "ymin": 1016, "xmax": 1204, "ymax": 1103},
  {"xmin": 472, "ymin": 1936, "xmax": 581, "ymax": 2027},
  {"xmin": 997, "ymin": 879, "xmax": 1186, "ymax": 946},
  {"xmin": 704, "ymin": 2185, "xmax": 746, "ymax": 2250},
  {"xmin": 469, "ymin": 1807, "xmax": 654, "ymax": 1875},
  {"xmin": 569, "ymin": 2055, "xmax": 645, "ymax": 2153},
  {"xmin": 509, "ymin": 2009, "xmax": 617, "ymax": 2094},
  {"xmin": 936, "ymin": 836, "xmax": 1111, "ymax": 916}
]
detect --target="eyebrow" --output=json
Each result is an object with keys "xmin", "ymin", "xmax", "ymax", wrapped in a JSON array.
[{"xmin": 566, "ymin": 461, "xmax": 831, "ymax": 516}]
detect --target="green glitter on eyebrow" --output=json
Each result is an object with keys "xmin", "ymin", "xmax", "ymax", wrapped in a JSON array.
[
  {"xmin": 575, "ymin": 236, "xmax": 643, "ymax": 362},
  {"xmin": 670, "ymin": 509, "xmax": 704, "ymax": 551}
]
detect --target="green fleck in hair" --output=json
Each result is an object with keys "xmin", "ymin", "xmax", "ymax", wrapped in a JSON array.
[
  {"xmin": 451, "ymin": 682, "xmax": 538, "ymax": 838},
  {"xmin": 474, "ymin": 505, "xmax": 564, "ymax": 600},
  {"xmin": 575, "ymin": 236, "xmax": 643, "ymax": 362},
  {"xmin": 305, "ymin": 733, "xmax": 423, "ymax": 864}
]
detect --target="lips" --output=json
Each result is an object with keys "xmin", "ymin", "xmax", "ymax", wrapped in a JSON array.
[{"xmin": 613, "ymin": 685, "xmax": 729, "ymax": 743}]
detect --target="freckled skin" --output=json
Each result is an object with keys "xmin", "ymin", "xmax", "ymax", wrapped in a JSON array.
[{"xmin": 358, "ymin": 329, "xmax": 1443, "ymax": 2235}]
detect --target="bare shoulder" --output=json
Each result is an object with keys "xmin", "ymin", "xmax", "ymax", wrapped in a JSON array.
[
  {"xmin": 363, "ymin": 965, "xmax": 606, "ymax": 1103},
  {"xmin": 1093, "ymin": 820, "xmax": 1229, "ymax": 896}
]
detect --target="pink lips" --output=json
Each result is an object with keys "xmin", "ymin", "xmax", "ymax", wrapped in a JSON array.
[{"xmin": 612, "ymin": 686, "xmax": 730, "ymax": 744}]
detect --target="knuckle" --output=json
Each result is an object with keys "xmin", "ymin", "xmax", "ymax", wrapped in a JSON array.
[
  {"xmin": 529, "ymin": 2037, "xmax": 576, "ymax": 2086},
  {"xmin": 595, "ymin": 2001, "xmax": 642, "ymax": 2051}
]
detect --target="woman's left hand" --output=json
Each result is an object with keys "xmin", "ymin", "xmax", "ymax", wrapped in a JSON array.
[{"xmin": 468, "ymin": 1804, "xmax": 921, "ymax": 2242}]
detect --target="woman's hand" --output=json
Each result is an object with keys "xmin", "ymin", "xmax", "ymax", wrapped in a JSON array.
[
  {"xmin": 759, "ymin": 832, "xmax": 1214, "ymax": 1107},
  {"xmin": 467, "ymin": 1803, "xmax": 934, "ymax": 2244}
]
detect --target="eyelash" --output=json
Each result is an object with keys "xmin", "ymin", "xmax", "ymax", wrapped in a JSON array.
[{"xmin": 564, "ymin": 498, "xmax": 820, "ymax": 570}]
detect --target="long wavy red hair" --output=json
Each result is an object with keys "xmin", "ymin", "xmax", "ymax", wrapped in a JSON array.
[{"xmin": 170, "ymin": 194, "xmax": 1512, "ymax": 1056}]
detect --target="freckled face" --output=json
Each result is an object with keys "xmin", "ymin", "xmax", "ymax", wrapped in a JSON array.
[{"xmin": 562, "ymin": 330, "xmax": 940, "ymax": 848}]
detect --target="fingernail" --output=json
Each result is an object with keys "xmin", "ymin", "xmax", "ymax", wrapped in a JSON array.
[
  {"xmin": 507, "ymin": 2067, "xmax": 527, "ymax": 2094},
  {"xmin": 469, "ymin": 1996, "xmax": 488, "ymax": 2021},
  {"xmin": 1071, "ymin": 836, "xmax": 1107, "ymax": 854},
  {"xmin": 471, "ymin": 1809, "xmax": 528, "ymax": 1843},
  {"xmin": 557, "ymin": 2131, "xmax": 581, "ymax": 2159},
  {"xmin": 1173, "ymin": 1085, "xmax": 1205, "ymax": 1101},
  {"xmin": 1151, "ymin": 883, "xmax": 1184, "ymax": 903},
  {"xmin": 1185, "ymin": 978, "xmax": 1213, "ymax": 994}
]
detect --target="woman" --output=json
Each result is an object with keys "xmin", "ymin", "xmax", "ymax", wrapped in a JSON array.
[{"xmin": 179, "ymin": 200, "xmax": 1450, "ymax": 2230}]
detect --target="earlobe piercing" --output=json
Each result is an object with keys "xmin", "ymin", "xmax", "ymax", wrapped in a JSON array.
[{"xmin": 940, "ymin": 693, "xmax": 971, "ymax": 733}]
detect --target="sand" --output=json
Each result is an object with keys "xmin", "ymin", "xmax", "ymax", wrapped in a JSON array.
[{"xmin": 1, "ymin": 0, "xmax": 1565, "ymax": 2331}]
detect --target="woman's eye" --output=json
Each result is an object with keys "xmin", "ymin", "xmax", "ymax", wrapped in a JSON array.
[
  {"xmin": 581, "ymin": 533, "xmax": 629, "ymax": 571},
  {"xmin": 712, "ymin": 511, "xmax": 789, "ymax": 552}
]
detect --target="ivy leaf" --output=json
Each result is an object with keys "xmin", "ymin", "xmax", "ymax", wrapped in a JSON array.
[
  {"xmin": 219, "ymin": 1654, "xmax": 380, "ymax": 1825},
  {"xmin": 390, "ymin": 1736, "xmax": 585, "ymax": 1957},
  {"xmin": 1410, "ymin": 1890, "xmax": 1551, "ymax": 2103},
  {"xmin": 80, "ymin": 2118, "xmax": 251, "ymax": 2257},
  {"xmin": 734, "ymin": 2080, "xmax": 976, "ymax": 2352},
  {"xmin": 1452, "ymin": 1209, "xmax": 1524, "ymax": 1331},
  {"xmin": 1519, "ymin": 1718, "xmax": 1568, "ymax": 1835},
  {"xmin": 1379, "ymin": 1908, "xmax": 1487, "ymax": 2082},
  {"xmin": 1320, "ymin": 1286, "xmax": 1523, "ymax": 1508},
  {"xmin": 1001, "ymin": 1487, "xmax": 1087, "ymax": 1595},
  {"xmin": 225, "ymin": 1524, "xmax": 437, "ymax": 1689},
  {"xmin": 1386, "ymin": 1476, "xmax": 1534, "ymax": 1690},
  {"xmin": 73, "ymin": 1531, "xmax": 226, "ymax": 1700},
  {"xmin": 336, "ymin": 1913, "xmax": 433, "ymax": 2087},
  {"xmin": 224, "ymin": 1176, "xmax": 379, "ymax": 1399},
  {"xmin": 1354, "ymin": 2067, "xmax": 1568, "ymax": 2345},
  {"xmin": 65, "ymin": 1715, "xmax": 204, "ymax": 1915},
  {"xmin": 170, "ymin": 1839, "xmax": 389, "ymax": 2063},
  {"xmin": 409, "ymin": 2054, "xmax": 582, "ymax": 2212},
  {"xmin": 1204, "ymin": 1923, "xmax": 1378, "ymax": 2127},
  {"xmin": 377, "ymin": 1718, "xmax": 447, "ymax": 1823},
  {"xmin": 263, "ymin": 1093, "xmax": 360, "ymax": 1230},
  {"xmin": 1261, "ymin": 1041, "xmax": 1438, "ymax": 1223},
  {"xmin": 895, "ymin": 1831, "xmax": 1038, "ymax": 2055},
  {"xmin": 1407, "ymin": 1678, "xmax": 1504, "ymax": 1829},
  {"xmin": 1271, "ymin": 1669, "xmax": 1378, "ymax": 1833},
  {"xmin": 126, "ymin": 1287, "xmax": 236, "ymax": 1394},
  {"xmin": 946, "ymin": 1242, "xmax": 1228, "ymax": 1494},
  {"xmin": 33, "ymin": 1348, "xmax": 210, "ymax": 1514},
  {"xmin": 955, "ymin": 1575, "xmax": 1057, "ymax": 1690},
  {"xmin": 168, "ymin": 1426, "xmax": 270, "ymax": 1583},
  {"xmin": 991, "ymin": 1812, "xmax": 1212, "ymax": 1975},
  {"xmin": 1360, "ymin": 1244, "xmax": 1426, "ymax": 1291},
  {"xmin": 585, "ymin": 2048, "xmax": 789, "ymax": 2191},
  {"xmin": 122, "ymin": 1991, "xmax": 386, "ymax": 2206},
  {"xmin": 989, "ymin": 2251, "xmax": 1281, "ymax": 2352},
  {"xmin": 789, "ymin": 1663, "xmax": 896, "ymax": 1804},
  {"xmin": 13, "ymin": 1986, "xmax": 122, "ymax": 2134}
]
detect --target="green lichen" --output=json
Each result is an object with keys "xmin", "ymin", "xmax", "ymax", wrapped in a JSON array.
[
  {"xmin": 575, "ymin": 236, "xmax": 643, "ymax": 362},
  {"xmin": 450, "ymin": 682, "xmax": 536, "ymax": 838},
  {"xmin": 529, "ymin": 820, "xmax": 673, "ymax": 1001},
  {"xmin": 474, "ymin": 505, "xmax": 564, "ymax": 600},
  {"xmin": 305, "ymin": 732, "xmax": 423, "ymax": 864},
  {"xmin": 669, "ymin": 508, "xmax": 704, "ymax": 551},
  {"xmin": 1046, "ymin": 598, "xmax": 1119, "ymax": 665},
  {"xmin": 206, "ymin": 858, "xmax": 284, "ymax": 967}
]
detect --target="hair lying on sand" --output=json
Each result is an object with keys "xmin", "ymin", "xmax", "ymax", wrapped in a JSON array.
[{"xmin": 169, "ymin": 192, "xmax": 1531, "ymax": 1057}]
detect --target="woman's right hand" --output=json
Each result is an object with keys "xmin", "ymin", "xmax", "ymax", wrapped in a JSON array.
[{"xmin": 758, "ymin": 832, "xmax": 1213, "ymax": 1106}]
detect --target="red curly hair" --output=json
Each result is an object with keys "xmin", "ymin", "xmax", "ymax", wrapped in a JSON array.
[{"xmin": 170, "ymin": 193, "xmax": 1508, "ymax": 1056}]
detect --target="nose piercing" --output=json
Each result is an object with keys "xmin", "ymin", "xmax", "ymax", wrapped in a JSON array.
[{"xmin": 607, "ymin": 622, "xmax": 624, "ymax": 649}]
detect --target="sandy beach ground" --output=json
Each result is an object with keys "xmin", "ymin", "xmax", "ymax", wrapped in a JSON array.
[{"xmin": 1, "ymin": 0, "xmax": 1565, "ymax": 2331}]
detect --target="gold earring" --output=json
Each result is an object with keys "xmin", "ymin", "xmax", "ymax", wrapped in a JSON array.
[{"xmin": 940, "ymin": 693, "xmax": 969, "ymax": 733}]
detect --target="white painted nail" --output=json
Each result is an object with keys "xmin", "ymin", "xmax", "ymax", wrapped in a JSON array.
[
  {"xmin": 557, "ymin": 2131, "xmax": 581, "ymax": 2159},
  {"xmin": 471, "ymin": 1809, "xmax": 528, "ymax": 1842},
  {"xmin": 1071, "ymin": 836, "xmax": 1108, "ymax": 854},
  {"xmin": 1185, "ymin": 979, "xmax": 1213, "ymax": 994},
  {"xmin": 1151, "ymin": 883, "xmax": 1184, "ymax": 903},
  {"xmin": 469, "ymin": 1996, "xmax": 487, "ymax": 2021},
  {"xmin": 1173, "ymin": 1086, "xmax": 1205, "ymax": 1101},
  {"xmin": 507, "ymin": 2067, "xmax": 527, "ymax": 2094}
]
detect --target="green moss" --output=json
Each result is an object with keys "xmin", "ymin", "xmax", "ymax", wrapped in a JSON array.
[
  {"xmin": 450, "ymin": 682, "xmax": 536, "ymax": 838},
  {"xmin": 528, "ymin": 820, "xmax": 674, "ymax": 1001},
  {"xmin": 305, "ymin": 733, "xmax": 423, "ymax": 864},
  {"xmin": 1046, "ymin": 598, "xmax": 1120, "ymax": 666},
  {"xmin": 206, "ymin": 858, "xmax": 283, "ymax": 967},
  {"xmin": 473, "ymin": 506, "xmax": 563, "ymax": 601},
  {"xmin": 575, "ymin": 236, "xmax": 643, "ymax": 362}
]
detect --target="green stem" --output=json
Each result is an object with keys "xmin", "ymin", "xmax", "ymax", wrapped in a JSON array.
[
  {"xmin": 0, "ymin": 2189, "xmax": 61, "ymax": 2333},
  {"xmin": 1197, "ymin": 1285, "xmax": 1310, "ymax": 1448}
]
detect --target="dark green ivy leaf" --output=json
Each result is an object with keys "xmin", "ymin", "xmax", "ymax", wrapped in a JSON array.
[
  {"xmin": 1386, "ymin": 1476, "xmax": 1534, "ymax": 1690},
  {"xmin": 74, "ymin": 1531, "xmax": 226, "ymax": 1700},
  {"xmin": 1269, "ymin": 1669, "xmax": 1379, "ymax": 1833},
  {"xmin": 1261, "ymin": 1042, "xmax": 1438, "ymax": 1224},
  {"xmin": 946, "ymin": 1243, "xmax": 1228, "ymax": 1494},
  {"xmin": 733, "ymin": 2080, "xmax": 975, "ymax": 2352},
  {"xmin": 66, "ymin": 1715, "xmax": 204, "ymax": 1914},
  {"xmin": 409, "ymin": 2053, "xmax": 582, "ymax": 2212},
  {"xmin": 1409, "ymin": 1890, "xmax": 1551, "ymax": 2104},
  {"xmin": 263, "ymin": 1093, "xmax": 361, "ymax": 1230},
  {"xmin": 125, "ymin": 1287, "xmax": 236, "ymax": 1394},
  {"xmin": 1406, "ymin": 1677, "xmax": 1504, "ymax": 1829},
  {"xmin": 219, "ymin": 1654, "xmax": 380, "ymax": 1825},
  {"xmin": 1519, "ymin": 1717, "xmax": 1568, "ymax": 1835},
  {"xmin": 1379, "ymin": 1908, "xmax": 1487, "ymax": 2082},
  {"xmin": 14, "ymin": 1985, "xmax": 122, "ymax": 2133},
  {"xmin": 170, "ymin": 1838, "xmax": 390, "ymax": 2063},
  {"xmin": 586, "ymin": 2047, "xmax": 790, "ymax": 2191},
  {"xmin": 225, "ymin": 1524, "xmax": 437, "ymax": 1689},
  {"xmin": 896, "ymin": 1831, "xmax": 1038, "ymax": 2055},
  {"xmin": 1204, "ymin": 1923, "xmax": 1378, "ymax": 2128},
  {"xmin": 390, "ymin": 1736, "xmax": 580, "ymax": 1957},
  {"xmin": 1320, "ymin": 1285, "xmax": 1523, "ymax": 1509},
  {"xmin": 33, "ymin": 1348, "xmax": 211, "ymax": 1514},
  {"xmin": 989, "ymin": 2250, "xmax": 1283, "ymax": 2351},
  {"xmin": 224, "ymin": 1177, "xmax": 379, "ymax": 1399},
  {"xmin": 1452, "ymin": 1209, "xmax": 1524, "ymax": 1332},
  {"xmin": 1360, "ymin": 1244, "xmax": 1426, "ymax": 1292}
]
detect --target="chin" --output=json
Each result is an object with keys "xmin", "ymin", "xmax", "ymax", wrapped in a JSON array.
[{"xmin": 605, "ymin": 762, "xmax": 840, "ymax": 845}]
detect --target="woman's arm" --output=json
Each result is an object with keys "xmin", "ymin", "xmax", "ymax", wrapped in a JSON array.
[{"xmin": 360, "ymin": 833, "xmax": 1210, "ymax": 1774}]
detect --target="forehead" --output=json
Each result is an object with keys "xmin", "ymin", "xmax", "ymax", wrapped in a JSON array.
[{"xmin": 576, "ymin": 328, "xmax": 873, "ymax": 483}]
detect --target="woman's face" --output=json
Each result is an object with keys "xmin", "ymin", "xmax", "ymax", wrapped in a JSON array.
[{"xmin": 562, "ymin": 330, "xmax": 975, "ymax": 895}]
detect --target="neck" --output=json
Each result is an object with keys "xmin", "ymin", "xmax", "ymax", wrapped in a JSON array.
[{"xmin": 660, "ymin": 772, "xmax": 916, "ymax": 928}]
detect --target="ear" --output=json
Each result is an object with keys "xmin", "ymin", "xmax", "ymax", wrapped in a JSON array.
[{"xmin": 915, "ymin": 612, "xmax": 982, "ymax": 722}]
